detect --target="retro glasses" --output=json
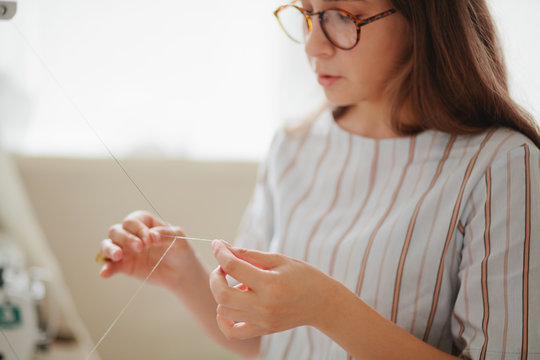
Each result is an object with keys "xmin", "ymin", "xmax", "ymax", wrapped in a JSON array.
[{"xmin": 274, "ymin": 0, "xmax": 396, "ymax": 50}]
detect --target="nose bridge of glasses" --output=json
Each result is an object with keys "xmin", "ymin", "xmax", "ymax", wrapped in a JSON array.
[
  {"xmin": 303, "ymin": 11, "xmax": 336, "ymax": 52},
  {"xmin": 304, "ymin": 11, "xmax": 325, "ymax": 37}
]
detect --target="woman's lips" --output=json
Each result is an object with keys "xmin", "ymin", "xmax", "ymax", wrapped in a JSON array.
[{"xmin": 317, "ymin": 74, "xmax": 341, "ymax": 87}]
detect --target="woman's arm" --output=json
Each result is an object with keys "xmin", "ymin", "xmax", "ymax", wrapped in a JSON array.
[
  {"xmin": 210, "ymin": 240, "xmax": 459, "ymax": 359},
  {"xmin": 99, "ymin": 211, "xmax": 260, "ymax": 358},
  {"xmin": 316, "ymin": 275, "xmax": 458, "ymax": 360}
]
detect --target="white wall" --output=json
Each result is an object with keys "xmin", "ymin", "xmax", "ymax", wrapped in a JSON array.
[
  {"xmin": 0, "ymin": 0, "xmax": 288, "ymax": 160},
  {"xmin": 0, "ymin": 1, "xmax": 537, "ymax": 161}
]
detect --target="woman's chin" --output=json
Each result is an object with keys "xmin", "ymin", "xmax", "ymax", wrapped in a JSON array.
[{"xmin": 323, "ymin": 92, "xmax": 357, "ymax": 108}]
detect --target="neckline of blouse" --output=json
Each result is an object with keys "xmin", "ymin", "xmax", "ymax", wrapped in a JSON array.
[{"xmin": 324, "ymin": 107, "xmax": 439, "ymax": 147}]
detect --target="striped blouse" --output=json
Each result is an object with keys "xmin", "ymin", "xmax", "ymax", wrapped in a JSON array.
[{"xmin": 235, "ymin": 108, "xmax": 539, "ymax": 360}]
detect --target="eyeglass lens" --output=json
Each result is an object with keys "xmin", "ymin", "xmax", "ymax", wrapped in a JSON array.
[{"xmin": 277, "ymin": 6, "xmax": 358, "ymax": 49}]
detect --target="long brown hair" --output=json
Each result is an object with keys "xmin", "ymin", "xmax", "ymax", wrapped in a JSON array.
[{"xmin": 375, "ymin": 0, "xmax": 540, "ymax": 147}]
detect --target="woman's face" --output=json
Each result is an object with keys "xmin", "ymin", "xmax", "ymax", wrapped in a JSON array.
[{"xmin": 303, "ymin": 0, "xmax": 411, "ymax": 107}]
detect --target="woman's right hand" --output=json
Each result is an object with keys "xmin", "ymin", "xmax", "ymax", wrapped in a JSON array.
[{"xmin": 98, "ymin": 210, "xmax": 198, "ymax": 289}]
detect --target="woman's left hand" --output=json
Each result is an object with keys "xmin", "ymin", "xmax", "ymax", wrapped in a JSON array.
[{"xmin": 209, "ymin": 239, "xmax": 336, "ymax": 340}]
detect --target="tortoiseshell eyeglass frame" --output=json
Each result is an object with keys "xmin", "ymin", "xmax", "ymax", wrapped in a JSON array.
[{"xmin": 274, "ymin": 0, "xmax": 397, "ymax": 50}]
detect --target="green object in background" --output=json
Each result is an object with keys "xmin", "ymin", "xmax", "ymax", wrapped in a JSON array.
[{"xmin": 0, "ymin": 303, "xmax": 22, "ymax": 328}]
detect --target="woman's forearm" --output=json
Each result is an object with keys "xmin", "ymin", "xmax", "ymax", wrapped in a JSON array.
[
  {"xmin": 315, "ymin": 278, "xmax": 459, "ymax": 360},
  {"xmin": 168, "ymin": 255, "xmax": 260, "ymax": 359}
]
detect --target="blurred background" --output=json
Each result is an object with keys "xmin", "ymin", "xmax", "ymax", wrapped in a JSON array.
[{"xmin": 0, "ymin": 0, "xmax": 538, "ymax": 359}]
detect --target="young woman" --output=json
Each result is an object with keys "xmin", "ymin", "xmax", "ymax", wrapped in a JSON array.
[{"xmin": 97, "ymin": 0, "xmax": 540, "ymax": 358}]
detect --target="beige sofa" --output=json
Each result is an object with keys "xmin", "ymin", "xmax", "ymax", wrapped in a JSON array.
[{"xmin": 14, "ymin": 155, "xmax": 259, "ymax": 360}]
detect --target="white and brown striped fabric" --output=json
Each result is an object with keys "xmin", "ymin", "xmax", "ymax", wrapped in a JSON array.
[{"xmin": 235, "ymin": 109, "xmax": 539, "ymax": 360}]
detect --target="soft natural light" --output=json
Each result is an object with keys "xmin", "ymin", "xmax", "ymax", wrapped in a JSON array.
[{"xmin": 0, "ymin": 0, "xmax": 538, "ymax": 160}]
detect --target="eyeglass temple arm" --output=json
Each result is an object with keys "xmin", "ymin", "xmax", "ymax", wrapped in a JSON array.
[{"xmin": 356, "ymin": 9, "xmax": 396, "ymax": 27}]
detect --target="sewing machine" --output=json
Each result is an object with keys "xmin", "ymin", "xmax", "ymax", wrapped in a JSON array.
[{"xmin": 0, "ymin": 239, "xmax": 46, "ymax": 360}]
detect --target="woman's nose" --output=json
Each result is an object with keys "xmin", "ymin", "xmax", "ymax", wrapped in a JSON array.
[{"xmin": 304, "ymin": 17, "xmax": 334, "ymax": 58}]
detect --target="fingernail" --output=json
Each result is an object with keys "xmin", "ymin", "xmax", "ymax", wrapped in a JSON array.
[
  {"xmin": 112, "ymin": 249, "xmax": 122, "ymax": 261},
  {"xmin": 99, "ymin": 264, "xmax": 109, "ymax": 277},
  {"xmin": 149, "ymin": 230, "xmax": 160, "ymax": 242}
]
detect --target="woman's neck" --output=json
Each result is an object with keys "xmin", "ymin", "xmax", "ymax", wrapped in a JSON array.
[{"xmin": 334, "ymin": 101, "xmax": 399, "ymax": 139}]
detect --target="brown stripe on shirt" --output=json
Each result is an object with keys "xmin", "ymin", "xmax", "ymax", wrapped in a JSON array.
[
  {"xmin": 304, "ymin": 133, "xmax": 353, "ymax": 261},
  {"xmin": 522, "ymin": 144, "xmax": 531, "ymax": 360},
  {"xmin": 409, "ymin": 137, "xmax": 473, "ymax": 333},
  {"xmin": 502, "ymin": 152, "xmax": 512, "ymax": 359},
  {"xmin": 278, "ymin": 129, "xmax": 332, "ymax": 254},
  {"xmin": 479, "ymin": 168, "xmax": 492, "ymax": 360},
  {"xmin": 276, "ymin": 131, "xmax": 333, "ymax": 359},
  {"xmin": 277, "ymin": 127, "xmax": 312, "ymax": 186},
  {"xmin": 328, "ymin": 140, "xmax": 379, "ymax": 276},
  {"xmin": 355, "ymin": 136, "xmax": 417, "ymax": 296},
  {"xmin": 423, "ymin": 129, "xmax": 495, "ymax": 342},
  {"xmin": 391, "ymin": 136, "xmax": 456, "ymax": 322}
]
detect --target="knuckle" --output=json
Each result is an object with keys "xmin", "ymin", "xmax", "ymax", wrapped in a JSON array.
[
  {"xmin": 107, "ymin": 224, "xmax": 120, "ymax": 239},
  {"xmin": 215, "ymin": 289, "xmax": 229, "ymax": 304},
  {"xmin": 221, "ymin": 258, "xmax": 236, "ymax": 274},
  {"xmin": 235, "ymin": 248, "xmax": 248, "ymax": 257},
  {"xmin": 130, "ymin": 210, "xmax": 150, "ymax": 219},
  {"xmin": 122, "ymin": 218, "xmax": 136, "ymax": 229}
]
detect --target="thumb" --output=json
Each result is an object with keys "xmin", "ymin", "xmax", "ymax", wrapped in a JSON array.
[
  {"xmin": 99, "ymin": 260, "xmax": 122, "ymax": 278},
  {"xmin": 218, "ymin": 240, "xmax": 282, "ymax": 270}
]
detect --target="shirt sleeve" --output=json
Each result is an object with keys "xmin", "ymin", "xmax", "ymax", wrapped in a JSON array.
[{"xmin": 451, "ymin": 144, "xmax": 540, "ymax": 360}]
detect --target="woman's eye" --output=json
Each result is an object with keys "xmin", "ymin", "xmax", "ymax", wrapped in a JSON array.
[{"xmin": 337, "ymin": 12, "xmax": 350, "ymax": 21}]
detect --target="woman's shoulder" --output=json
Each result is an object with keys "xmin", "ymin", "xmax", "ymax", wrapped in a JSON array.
[
  {"xmin": 451, "ymin": 127, "xmax": 539, "ymax": 202},
  {"xmin": 460, "ymin": 126, "xmax": 539, "ymax": 167}
]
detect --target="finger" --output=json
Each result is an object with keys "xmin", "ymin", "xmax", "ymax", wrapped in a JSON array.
[
  {"xmin": 234, "ymin": 283, "xmax": 250, "ymax": 292},
  {"xmin": 127, "ymin": 210, "xmax": 166, "ymax": 228},
  {"xmin": 217, "ymin": 305, "xmax": 257, "ymax": 324},
  {"xmin": 212, "ymin": 240, "xmax": 267, "ymax": 288},
  {"xmin": 108, "ymin": 224, "xmax": 144, "ymax": 252},
  {"xmin": 99, "ymin": 239, "xmax": 123, "ymax": 262},
  {"xmin": 148, "ymin": 225, "xmax": 185, "ymax": 244},
  {"xmin": 209, "ymin": 267, "xmax": 255, "ymax": 310},
  {"xmin": 99, "ymin": 261, "xmax": 121, "ymax": 278},
  {"xmin": 227, "ymin": 243, "xmax": 282, "ymax": 270},
  {"xmin": 122, "ymin": 218, "xmax": 151, "ymax": 247},
  {"xmin": 216, "ymin": 314, "xmax": 266, "ymax": 340}
]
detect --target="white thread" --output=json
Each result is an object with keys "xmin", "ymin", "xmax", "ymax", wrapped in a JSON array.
[
  {"xmin": 8, "ymin": 21, "xmax": 219, "ymax": 359},
  {"xmin": 85, "ymin": 236, "xmax": 179, "ymax": 360},
  {"xmin": 85, "ymin": 236, "xmax": 215, "ymax": 360},
  {"xmin": 160, "ymin": 234, "xmax": 215, "ymax": 243},
  {"xmin": 84, "ymin": 236, "xmax": 214, "ymax": 359}
]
